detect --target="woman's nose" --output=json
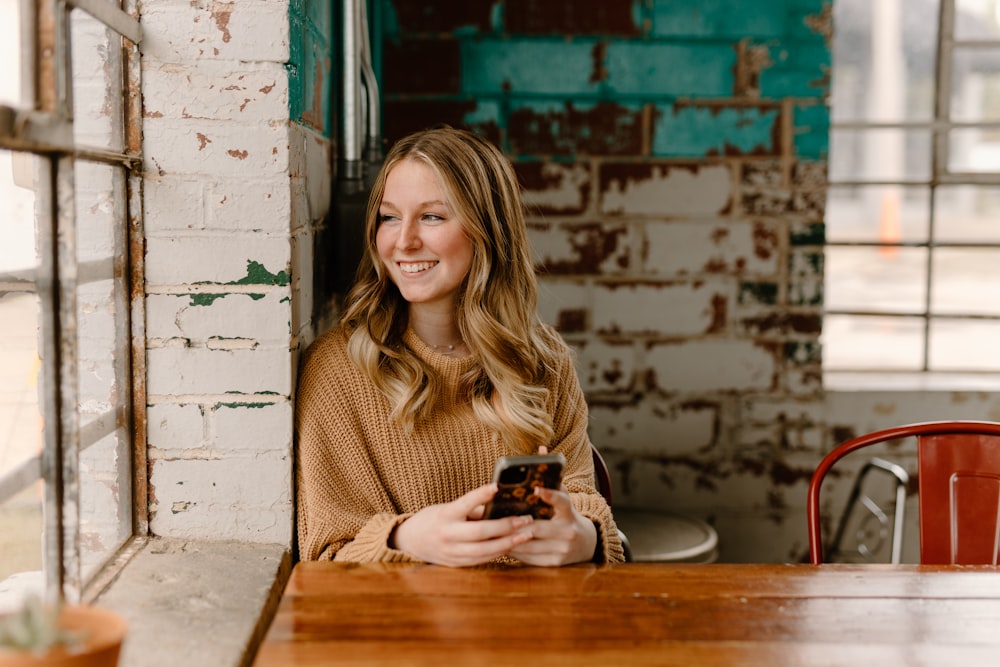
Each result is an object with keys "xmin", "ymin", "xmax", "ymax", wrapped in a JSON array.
[{"xmin": 396, "ymin": 219, "xmax": 421, "ymax": 249}]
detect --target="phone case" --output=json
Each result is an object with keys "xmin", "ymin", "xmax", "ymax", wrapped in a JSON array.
[{"xmin": 483, "ymin": 453, "xmax": 565, "ymax": 520}]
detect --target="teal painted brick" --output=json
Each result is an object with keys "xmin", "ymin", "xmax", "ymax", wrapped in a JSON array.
[
  {"xmin": 287, "ymin": 14, "xmax": 304, "ymax": 122},
  {"xmin": 288, "ymin": 1, "xmax": 335, "ymax": 136},
  {"xmin": 759, "ymin": 41, "xmax": 830, "ymax": 99},
  {"xmin": 606, "ymin": 42, "xmax": 735, "ymax": 96},
  {"xmin": 463, "ymin": 99, "xmax": 502, "ymax": 126},
  {"xmin": 793, "ymin": 103, "xmax": 829, "ymax": 159},
  {"xmin": 461, "ymin": 39, "xmax": 600, "ymax": 95},
  {"xmin": 649, "ymin": 0, "xmax": 790, "ymax": 38},
  {"xmin": 652, "ymin": 104, "xmax": 780, "ymax": 157}
]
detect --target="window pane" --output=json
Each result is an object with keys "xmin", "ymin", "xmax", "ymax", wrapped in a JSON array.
[
  {"xmin": 929, "ymin": 318, "xmax": 1000, "ymax": 371},
  {"xmin": 951, "ymin": 46, "xmax": 1000, "ymax": 124},
  {"xmin": 71, "ymin": 9, "xmax": 124, "ymax": 152},
  {"xmin": 948, "ymin": 127, "xmax": 1000, "ymax": 173},
  {"xmin": 931, "ymin": 248, "xmax": 1000, "ymax": 315},
  {"xmin": 954, "ymin": 1, "xmax": 1000, "ymax": 41},
  {"xmin": 933, "ymin": 185, "xmax": 1000, "ymax": 242},
  {"xmin": 825, "ymin": 246, "xmax": 928, "ymax": 313},
  {"xmin": 831, "ymin": 0, "xmax": 938, "ymax": 123},
  {"xmin": 0, "ymin": 291, "xmax": 44, "ymax": 591},
  {"xmin": 0, "ymin": 0, "xmax": 24, "ymax": 108},
  {"xmin": 829, "ymin": 128, "xmax": 932, "ymax": 182},
  {"xmin": 827, "ymin": 185, "xmax": 930, "ymax": 243},
  {"xmin": 822, "ymin": 314, "xmax": 926, "ymax": 370},
  {"xmin": 75, "ymin": 161, "xmax": 132, "ymax": 582}
]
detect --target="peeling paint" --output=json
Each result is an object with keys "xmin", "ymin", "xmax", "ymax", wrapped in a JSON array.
[
  {"xmin": 210, "ymin": 3, "xmax": 233, "ymax": 44},
  {"xmin": 803, "ymin": 3, "xmax": 833, "ymax": 47}
]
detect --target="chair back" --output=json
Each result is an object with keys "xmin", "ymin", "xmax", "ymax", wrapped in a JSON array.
[
  {"xmin": 591, "ymin": 444, "xmax": 614, "ymax": 508},
  {"xmin": 807, "ymin": 420, "xmax": 1000, "ymax": 564}
]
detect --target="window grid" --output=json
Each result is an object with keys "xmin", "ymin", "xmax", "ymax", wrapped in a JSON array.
[
  {"xmin": 825, "ymin": 0, "xmax": 1000, "ymax": 374},
  {"xmin": 0, "ymin": 0, "xmax": 144, "ymax": 603}
]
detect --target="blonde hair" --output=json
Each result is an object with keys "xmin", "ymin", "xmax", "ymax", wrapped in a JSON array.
[{"xmin": 339, "ymin": 127, "xmax": 564, "ymax": 453}]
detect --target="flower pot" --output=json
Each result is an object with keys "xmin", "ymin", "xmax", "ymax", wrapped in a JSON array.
[{"xmin": 0, "ymin": 604, "xmax": 127, "ymax": 667}]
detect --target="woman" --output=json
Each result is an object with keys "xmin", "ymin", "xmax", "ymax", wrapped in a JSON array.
[{"xmin": 296, "ymin": 127, "xmax": 624, "ymax": 566}]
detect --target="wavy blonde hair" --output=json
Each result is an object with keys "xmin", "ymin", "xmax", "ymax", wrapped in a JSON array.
[{"xmin": 339, "ymin": 127, "xmax": 564, "ymax": 453}]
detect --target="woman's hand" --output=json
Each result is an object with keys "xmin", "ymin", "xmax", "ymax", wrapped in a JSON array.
[
  {"xmin": 391, "ymin": 483, "xmax": 535, "ymax": 567},
  {"xmin": 506, "ymin": 486, "xmax": 598, "ymax": 566}
]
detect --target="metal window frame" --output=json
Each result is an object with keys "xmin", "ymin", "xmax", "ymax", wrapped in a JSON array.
[
  {"xmin": 0, "ymin": 0, "xmax": 145, "ymax": 603},
  {"xmin": 825, "ymin": 0, "xmax": 1000, "ymax": 373}
]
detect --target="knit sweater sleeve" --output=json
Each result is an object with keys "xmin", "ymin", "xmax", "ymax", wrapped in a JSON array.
[
  {"xmin": 295, "ymin": 331, "xmax": 418, "ymax": 563},
  {"xmin": 546, "ymin": 338, "xmax": 626, "ymax": 564}
]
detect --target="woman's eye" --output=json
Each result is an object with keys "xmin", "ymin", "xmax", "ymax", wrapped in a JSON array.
[
  {"xmin": 379, "ymin": 213, "xmax": 399, "ymax": 224},
  {"xmin": 422, "ymin": 213, "xmax": 444, "ymax": 223}
]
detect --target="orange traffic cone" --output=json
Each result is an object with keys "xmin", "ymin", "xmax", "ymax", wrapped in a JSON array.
[{"xmin": 878, "ymin": 190, "xmax": 901, "ymax": 258}]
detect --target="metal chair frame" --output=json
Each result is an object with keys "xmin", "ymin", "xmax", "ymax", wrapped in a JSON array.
[
  {"xmin": 826, "ymin": 457, "xmax": 909, "ymax": 563},
  {"xmin": 808, "ymin": 420, "xmax": 1000, "ymax": 565}
]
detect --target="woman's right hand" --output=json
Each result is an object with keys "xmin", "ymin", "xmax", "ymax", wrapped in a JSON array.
[{"xmin": 391, "ymin": 483, "xmax": 535, "ymax": 567}]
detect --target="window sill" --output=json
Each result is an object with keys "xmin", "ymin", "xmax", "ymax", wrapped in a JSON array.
[
  {"xmin": 824, "ymin": 371, "xmax": 1000, "ymax": 392},
  {"xmin": 95, "ymin": 537, "xmax": 291, "ymax": 667}
]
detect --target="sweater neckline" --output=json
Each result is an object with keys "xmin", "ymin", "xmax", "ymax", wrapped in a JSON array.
[{"xmin": 404, "ymin": 328, "xmax": 476, "ymax": 371}]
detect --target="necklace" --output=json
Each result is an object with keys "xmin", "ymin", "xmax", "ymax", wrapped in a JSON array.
[{"xmin": 432, "ymin": 343, "xmax": 457, "ymax": 351}]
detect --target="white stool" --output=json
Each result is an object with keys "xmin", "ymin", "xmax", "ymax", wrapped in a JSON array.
[{"xmin": 614, "ymin": 509, "xmax": 719, "ymax": 563}]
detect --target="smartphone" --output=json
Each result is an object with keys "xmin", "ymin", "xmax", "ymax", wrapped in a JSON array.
[{"xmin": 482, "ymin": 453, "xmax": 565, "ymax": 520}]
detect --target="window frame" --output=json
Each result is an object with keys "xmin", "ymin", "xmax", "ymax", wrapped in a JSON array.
[
  {"xmin": 825, "ymin": 0, "xmax": 1000, "ymax": 379},
  {"xmin": 0, "ymin": 0, "xmax": 145, "ymax": 603}
]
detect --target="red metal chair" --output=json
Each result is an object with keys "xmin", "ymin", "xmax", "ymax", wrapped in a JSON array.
[{"xmin": 807, "ymin": 420, "xmax": 1000, "ymax": 564}]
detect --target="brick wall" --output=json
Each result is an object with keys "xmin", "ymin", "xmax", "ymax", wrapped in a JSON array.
[
  {"xmin": 132, "ymin": 0, "xmax": 1000, "ymax": 562},
  {"xmin": 377, "ymin": 0, "xmax": 1000, "ymax": 562},
  {"xmin": 138, "ymin": 0, "xmax": 333, "ymax": 546}
]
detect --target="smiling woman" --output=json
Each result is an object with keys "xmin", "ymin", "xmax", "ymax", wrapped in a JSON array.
[{"xmin": 295, "ymin": 126, "xmax": 625, "ymax": 568}]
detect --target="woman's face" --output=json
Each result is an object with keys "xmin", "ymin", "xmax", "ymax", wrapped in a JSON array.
[{"xmin": 376, "ymin": 159, "xmax": 475, "ymax": 309}]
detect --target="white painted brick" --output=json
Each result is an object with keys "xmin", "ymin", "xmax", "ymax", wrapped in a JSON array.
[
  {"xmin": 289, "ymin": 228, "xmax": 313, "ymax": 338},
  {"xmin": 147, "ymin": 403, "xmax": 208, "ymax": 451},
  {"xmin": 741, "ymin": 397, "xmax": 828, "ymax": 427},
  {"xmin": 826, "ymin": 390, "xmax": 1000, "ymax": 431},
  {"xmin": 522, "ymin": 162, "xmax": 590, "ymax": 213},
  {"xmin": 646, "ymin": 340, "xmax": 776, "ymax": 392},
  {"xmin": 589, "ymin": 399, "xmax": 717, "ymax": 455},
  {"xmin": 142, "ymin": 61, "xmax": 288, "ymax": 122},
  {"xmin": 592, "ymin": 282, "xmax": 728, "ymax": 336},
  {"xmin": 601, "ymin": 164, "xmax": 731, "ymax": 217},
  {"xmin": 537, "ymin": 279, "xmax": 591, "ymax": 331},
  {"xmin": 149, "ymin": 454, "xmax": 292, "ymax": 543},
  {"xmin": 644, "ymin": 220, "xmax": 780, "ymax": 277},
  {"xmin": 211, "ymin": 402, "xmax": 291, "ymax": 452},
  {"xmin": 143, "ymin": 119, "xmax": 289, "ymax": 178},
  {"xmin": 573, "ymin": 339, "xmax": 637, "ymax": 394},
  {"xmin": 293, "ymin": 123, "xmax": 334, "ymax": 223},
  {"xmin": 143, "ymin": 177, "xmax": 206, "ymax": 232},
  {"xmin": 146, "ymin": 292, "xmax": 290, "ymax": 343},
  {"xmin": 147, "ymin": 347, "xmax": 292, "ymax": 396},
  {"xmin": 144, "ymin": 235, "xmax": 289, "ymax": 285},
  {"xmin": 528, "ymin": 222, "xmax": 634, "ymax": 275},
  {"xmin": 205, "ymin": 178, "xmax": 291, "ymax": 233},
  {"xmin": 139, "ymin": 1, "xmax": 289, "ymax": 64}
]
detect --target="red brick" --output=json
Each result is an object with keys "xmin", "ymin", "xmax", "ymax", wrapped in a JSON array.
[
  {"xmin": 382, "ymin": 38, "xmax": 461, "ymax": 95},
  {"xmin": 505, "ymin": 0, "xmax": 641, "ymax": 36},
  {"xmin": 392, "ymin": 0, "xmax": 495, "ymax": 34},
  {"xmin": 508, "ymin": 101, "xmax": 644, "ymax": 157}
]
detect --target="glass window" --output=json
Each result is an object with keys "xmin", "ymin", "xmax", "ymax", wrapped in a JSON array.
[
  {"xmin": 0, "ymin": 0, "xmax": 142, "ymax": 604},
  {"xmin": 825, "ymin": 0, "xmax": 1000, "ymax": 377}
]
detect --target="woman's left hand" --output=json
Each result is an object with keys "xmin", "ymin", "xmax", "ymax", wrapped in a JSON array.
[{"xmin": 505, "ymin": 485, "xmax": 597, "ymax": 566}]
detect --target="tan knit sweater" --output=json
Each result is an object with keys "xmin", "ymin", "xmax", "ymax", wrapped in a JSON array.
[{"xmin": 295, "ymin": 326, "xmax": 625, "ymax": 564}]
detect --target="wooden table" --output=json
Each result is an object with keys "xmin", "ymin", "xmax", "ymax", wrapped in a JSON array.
[{"xmin": 253, "ymin": 562, "xmax": 1000, "ymax": 666}]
